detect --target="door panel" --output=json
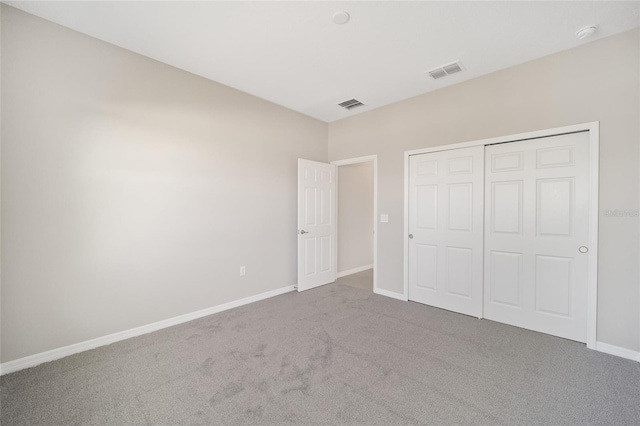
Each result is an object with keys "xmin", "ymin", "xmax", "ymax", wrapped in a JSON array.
[
  {"xmin": 535, "ymin": 255, "xmax": 572, "ymax": 317},
  {"xmin": 298, "ymin": 159, "xmax": 336, "ymax": 291},
  {"xmin": 408, "ymin": 146, "xmax": 484, "ymax": 317},
  {"xmin": 491, "ymin": 181, "xmax": 523, "ymax": 234},
  {"xmin": 415, "ymin": 244, "xmax": 438, "ymax": 290},
  {"xmin": 416, "ymin": 185, "xmax": 437, "ymax": 229},
  {"xmin": 537, "ymin": 178, "xmax": 573, "ymax": 236},
  {"xmin": 484, "ymin": 132, "xmax": 590, "ymax": 342},
  {"xmin": 447, "ymin": 183, "xmax": 472, "ymax": 230},
  {"xmin": 446, "ymin": 247, "xmax": 472, "ymax": 297},
  {"xmin": 489, "ymin": 251, "xmax": 522, "ymax": 307}
]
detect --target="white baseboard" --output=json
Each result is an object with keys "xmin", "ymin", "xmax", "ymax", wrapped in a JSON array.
[
  {"xmin": 337, "ymin": 264, "xmax": 373, "ymax": 278},
  {"xmin": 0, "ymin": 285, "xmax": 296, "ymax": 376},
  {"xmin": 374, "ymin": 287, "xmax": 407, "ymax": 301},
  {"xmin": 6, "ymin": 285, "xmax": 635, "ymax": 376},
  {"xmin": 595, "ymin": 341, "xmax": 640, "ymax": 363}
]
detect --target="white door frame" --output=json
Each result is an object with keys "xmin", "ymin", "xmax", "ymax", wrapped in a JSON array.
[
  {"xmin": 331, "ymin": 155, "xmax": 379, "ymax": 294},
  {"xmin": 403, "ymin": 122, "xmax": 599, "ymax": 349}
]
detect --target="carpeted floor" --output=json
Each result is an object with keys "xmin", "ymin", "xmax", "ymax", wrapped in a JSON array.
[
  {"xmin": 2, "ymin": 271, "xmax": 639, "ymax": 425},
  {"xmin": 339, "ymin": 268, "xmax": 373, "ymax": 292}
]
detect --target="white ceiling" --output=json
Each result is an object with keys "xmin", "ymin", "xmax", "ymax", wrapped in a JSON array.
[{"xmin": 5, "ymin": 1, "xmax": 640, "ymax": 122}]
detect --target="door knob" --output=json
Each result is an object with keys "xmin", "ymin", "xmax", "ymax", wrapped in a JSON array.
[
  {"xmin": 299, "ymin": 230, "xmax": 309, "ymax": 234},
  {"xmin": 409, "ymin": 234, "xmax": 414, "ymax": 239},
  {"xmin": 578, "ymin": 246, "xmax": 588, "ymax": 253}
]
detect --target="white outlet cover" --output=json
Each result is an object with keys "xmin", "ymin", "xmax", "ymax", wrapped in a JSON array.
[{"xmin": 380, "ymin": 214, "xmax": 389, "ymax": 223}]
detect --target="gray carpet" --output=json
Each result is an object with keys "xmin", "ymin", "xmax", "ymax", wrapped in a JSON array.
[
  {"xmin": 2, "ymin": 271, "xmax": 640, "ymax": 425},
  {"xmin": 339, "ymin": 268, "xmax": 373, "ymax": 292}
]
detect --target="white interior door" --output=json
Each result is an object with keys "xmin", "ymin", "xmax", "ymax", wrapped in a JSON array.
[
  {"xmin": 297, "ymin": 159, "xmax": 337, "ymax": 292},
  {"xmin": 484, "ymin": 132, "xmax": 590, "ymax": 342},
  {"xmin": 408, "ymin": 146, "xmax": 484, "ymax": 317}
]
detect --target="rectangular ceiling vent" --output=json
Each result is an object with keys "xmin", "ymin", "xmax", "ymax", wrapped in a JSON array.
[
  {"xmin": 338, "ymin": 98, "xmax": 364, "ymax": 110},
  {"xmin": 427, "ymin": 61, "xmax": 464, "ymax": 80}
]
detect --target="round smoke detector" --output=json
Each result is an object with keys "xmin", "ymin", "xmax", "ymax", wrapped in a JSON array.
[
  {"xmin": 332, "ymin": 11, "xmax": 350, "ymax": 25},
  {"xmin": 575, "ymin": 25, "xmax": 598, "ymax": 40}
]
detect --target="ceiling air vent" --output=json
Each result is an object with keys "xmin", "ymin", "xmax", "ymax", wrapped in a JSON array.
[
  {"xmin": 338, "ymin": 98, "xmax": 364, "ymax": 110},
  {"xmin": 427, "ymin": 61, "xmax": 464, "ymax": 80},
  {"xmin": 428, "ymin": 68, "xmax": 447, "ymax": 80}
]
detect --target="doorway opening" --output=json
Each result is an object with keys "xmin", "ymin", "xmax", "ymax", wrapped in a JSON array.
[{"xmin": 332, "ymin": 155, "xmax": 378, "ymax": 293}]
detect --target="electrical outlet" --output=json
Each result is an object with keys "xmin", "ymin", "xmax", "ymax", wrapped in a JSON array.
[{"xmin": 239, "ymin": 266, "xmax": 246, "ymax": 276}]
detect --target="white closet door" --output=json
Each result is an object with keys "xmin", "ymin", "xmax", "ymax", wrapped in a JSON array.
[
  {"xmin": 484, "ymin": 132, "xmax": 590, "ymax": 342},
  {"xmin": 408, "ymin": 146, "xmax": 484, "ymax": 317}
]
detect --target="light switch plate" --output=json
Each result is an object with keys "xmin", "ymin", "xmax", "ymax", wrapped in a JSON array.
[{"xmin": 380, "ymin": 214, "xmax": 389, "ymax": 223}]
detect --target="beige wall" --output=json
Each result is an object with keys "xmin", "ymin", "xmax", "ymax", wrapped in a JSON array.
[
  {"xmin": 328, "ymin": 29, "xmax": 640, "ymax": 352},
  {"xmin": 0, "ymin": 6, "xmax": 327, "ymax": 363},
  {"xmin": 338, "ymin": 162, "xmax": 374, "ymax": 273}
]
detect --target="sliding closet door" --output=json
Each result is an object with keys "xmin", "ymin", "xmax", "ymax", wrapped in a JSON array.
[
  {"xmin": 408, "ymin": 147, "xmax": 484, "ymax": 317},
  {"xmin": 484, "ymin": 132, "xmax": 590, "ymax": 342}
]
